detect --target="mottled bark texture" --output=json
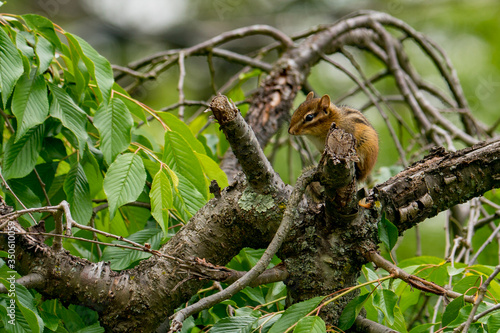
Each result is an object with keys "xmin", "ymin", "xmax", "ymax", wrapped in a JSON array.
[{"xmin": 371, "ymin": 141, "xmax": 500, "ymax": 233}]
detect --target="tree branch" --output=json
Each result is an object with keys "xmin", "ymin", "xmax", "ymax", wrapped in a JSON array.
[
  {"xmin": 210, "ymin": 94, "xmax": 281, "ymax": 192},
  {"xmin": 169, "ymin": 168, "xmax": 314, "ymax": 332},
  {"xmin": 178, "ymin": 259, "xmax": 288, "ymax": 287},
  {"xmin": 354, "ymin": 316, "xmax": 399, "ymax": 333},
  {"xmin": 367, "ymin": 251, "xmax": 475, "ymax": 303},
  {"xmin": 371, "ymin": 140, "xmax": 500, "ymax": 232}
]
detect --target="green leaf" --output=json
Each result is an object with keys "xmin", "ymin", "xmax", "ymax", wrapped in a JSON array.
[
  {"xmin": 48, "ymin": 82, "xmax": 88, "ymax": 150},
  {"xmin": 65, "ymin": 40, "xmax": 88, "ymax": 98},
  {"xmin": 269, "ymin": 297, "xmax": 324, "ymax": 333},
  {"xmin": 112, "ymin": 83, "xmax": 148, "ymax": 123},
  {"xmin": 164, "ymin": 131, "xmax": 208, "ymax": 216},
  {"xmin": 372, "ymin": 289, "xmax": 398, "ymax": 325},
  {"xmin": 447, "ymin": 266, "xmax": 465, "ymax": 277},
  {"xmin": 53, "ymin": 302, "xmax": 86, "ymax": 331},
  {"xmin": 103, "ymin": 153, "xmax": 146, "ymax": 220},
  {"xmin": 226, "ymin": 248, "xmax": 280, "ymax": 272},
  {"xmin": 64, "ymin": 161, "xmax": 92, "ymax": 225},
  {"xmin": 16, "ymin": 284, "xmax": 44, "ymax": 333},
  {"xmin": 94, "ymin": 97, "xmax": 133, "ymax": 164},
  {"xmin": 22, "ymin": 14, "xmax": 62, "ymax": 50},
  {"xmin": 3, "ymin": 124, "xmax": 44, "ymax": 180},
  {"xmin": 0, "ymin": 280, "xmax": 44, "ymax": 333},
  {"xmin": 378, "ymin": 213, "xmax": 398, "ymax": 251},
  {"xmin": 241, "ymin": 286, "xmax": 266, "ymax": 305},
  {"xmin": 257, "ymin": 313, "xmax": 282, "ymax": 333},
  {"xmin": 12, "ymin": 70, "xmax": 49, "ymax": 141},
  {"xmin": 294, "ymin": 316, "xmax": 326, "ymax": 333},
  {"xmin": 390, "ymin": 307, "xmax": 408, "ymax": 333},
  {"xmin": 0, "ymin": 26, "xmax": 24, "ymax": 107},
  {"xmin": 159, "ymin": 112, "xmax": 206, "ymax": 154},
  {"xmin": 34, "ymin": 35, "xmax": 55, "ymax": 74},
  {"xmin": 210, "ymin": 316, "xmax": 257, "ymax": 333},
  {"xmin": 453, "ymin": 276, "xmax": 482, "ymax": 296},
  {"xmin": 6, "ymin": 179, "xmax": 41, "ymax": 225},
  {"xmin": 75, "ymin": 322, "xmax": 105, "ymax": 333},
  {"xmin": 447, "ymin": 304, "xmax": 475, "ymax": 328},
  {"xmin": 408, "ymin": 323, "xmax": 436, "ymax": 333},
  {"xmin": 38, "ymin": 307, "xmax": 59, "ymax": 331},
  {"xmin": 339, "ymin": 293, "xmax": 370, "ymax": 330},
  {"xmin": 398, "ymin": 256, "xmax": 445, "ymax": 268},
  {"xmin": 362, "ymin": 266, "xmax": 381, "ymax": 287},
  {"xmin": 442, "ymin": 295, "xmax": 464, "ymax": 327},
  {"xmin": 65, "ymin": 33, "xmax": 114, "ymax": 104},
  {"xmin": 396, "ymin": 283, "xmax": 420, "ymax": 314},
  {"xmin": 180, "ymin": 316, "xmax": 196, "ymax": 333},
  {"xmin": 150, "ymin": 168, "xmax": 173, "ymax": 237},
  {"xmin": 82, "ymin": 145, "xmax": 104, "ymax": 198},
  {"xmin": 487, "ymin": 311, "xmax": 500, "ymax": 333},
  {"xmin": 266, "ymin": 282, "xmax": 287, "ymax": 304},
  {"xmin": 196, "ymin": 152, "xmax": 229, "ymax": 189},
  {"xmin": 101, "ymin": 228, "xmax": 162, "ymax": 270},
  {"xmin": 16, "ymin": 31, "xmax": 35, "ymax": 59}
]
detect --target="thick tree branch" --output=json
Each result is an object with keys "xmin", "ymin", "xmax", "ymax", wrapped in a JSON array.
[
  {"xmin": 318, "ymin": 126, "xmax": 359, "ymax": 216},
  {"xmin": 210, "ymin": 94, "xmax": 282, "ymax": 192},
  {"xmin": 169, "ymin": 168, "xmax": 314, "ymax": 332},
  {"xmin": 370, "ymin": 139, "xmax": 500, "ymax": 233}
]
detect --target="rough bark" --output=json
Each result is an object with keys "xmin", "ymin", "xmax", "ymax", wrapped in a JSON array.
[
  {"xmin": 370, "ymin": 140, "xmax": 500, "ymax": 233},
  {"xmin": 2, "ymin": 134, "xmax": 499, "ymax": 331}
]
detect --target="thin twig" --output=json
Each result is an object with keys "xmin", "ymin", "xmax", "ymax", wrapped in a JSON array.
[
  {"xmin": 160, "ymin": 100, "xmax": 210, "ymax": 112},
  {"xmin": 429, "ymin": 296, "xmax": 442, "ymax": 333},
  {"xmin": 112, "ymin": 64, "xmax": 154, "ymax": 79},
  {"xmin": 207, "ymin": 51, "xmax": 217, "ymax": 95},
  {"xmin": 33, "ymin": 167, "xmax": 51, "ymax": 206},
  {"xmin": 0, "ymin": 107, "xmax": 15, "ymax": 133},
  {"xmin": 368, "ymin": 251, "xmax": 474, "ymax": 303},
  {"xmin": 177, "ymin": 51, "xmax": 186, "ymax": 121},
  {"xmin": 128, "ymin": 25, "xmax": 293, "ymax": 71},
  {"xmin": 0, "ymin": 171, "xmax": 37, "ymax": 225},
  {"xmin": 456, "ymin": 265, "xmax": 500, "ymax": 332},
  {"xmin": 211, "ymin": 48, "xmax": 272, "ymax": 72},
  {"xmin": 468, "ymin": 222, "xmax": 500, "ymax": 266},
  {"xmin": 89, "ymin": 217, "xmax": 102, "ymax": 259},
  {"xmin": 464, "ymin": 199, "xmax": 480, "ymax": 264}
]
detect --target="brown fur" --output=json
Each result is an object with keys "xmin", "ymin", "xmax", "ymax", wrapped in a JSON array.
[{"xmin": 289, "ymin": 92, "xmax": 379, "ymax": 181}]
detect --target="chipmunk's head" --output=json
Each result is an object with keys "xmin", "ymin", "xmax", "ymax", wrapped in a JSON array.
[{"xmin": 288, "ymin": 92, "xmax": 337, "ymax": 137}]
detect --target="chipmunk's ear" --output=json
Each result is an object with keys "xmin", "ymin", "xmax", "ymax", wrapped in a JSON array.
[
  {"xmin": 320, "ymin": 94, "xmax": 331, "ymax": 112},
  {"xmin": 306, "ymin": 91, "xmax": 315, "ymax": 101}
]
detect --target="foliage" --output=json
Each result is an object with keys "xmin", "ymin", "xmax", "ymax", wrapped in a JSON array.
[
  {"xmin": 0, "ymin": 13, "xmax": 227, "ymax": 331},
  {"xmin": 0, "ymin": 11, "xmax": 499, "ymax": 333}
]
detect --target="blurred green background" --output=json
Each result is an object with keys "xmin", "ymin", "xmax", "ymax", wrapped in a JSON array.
[{"xmin": 3, "ymin": 0, "xmax": 500, "ymax": 263}]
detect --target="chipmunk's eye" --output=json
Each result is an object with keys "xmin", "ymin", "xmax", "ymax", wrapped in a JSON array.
[{"xmin": 305, "ymin": 114, "xmax": 315, "ymax": 122}]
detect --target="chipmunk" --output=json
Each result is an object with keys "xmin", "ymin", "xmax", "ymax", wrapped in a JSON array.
[{"xmin": 288, "ymin": 92, "xmax": 379, "ymax": 183}]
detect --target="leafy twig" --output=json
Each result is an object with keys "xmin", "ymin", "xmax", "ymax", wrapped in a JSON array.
[{"xmin": 456, "ymin": 265, "xmax": 500, "ymax": 332}]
